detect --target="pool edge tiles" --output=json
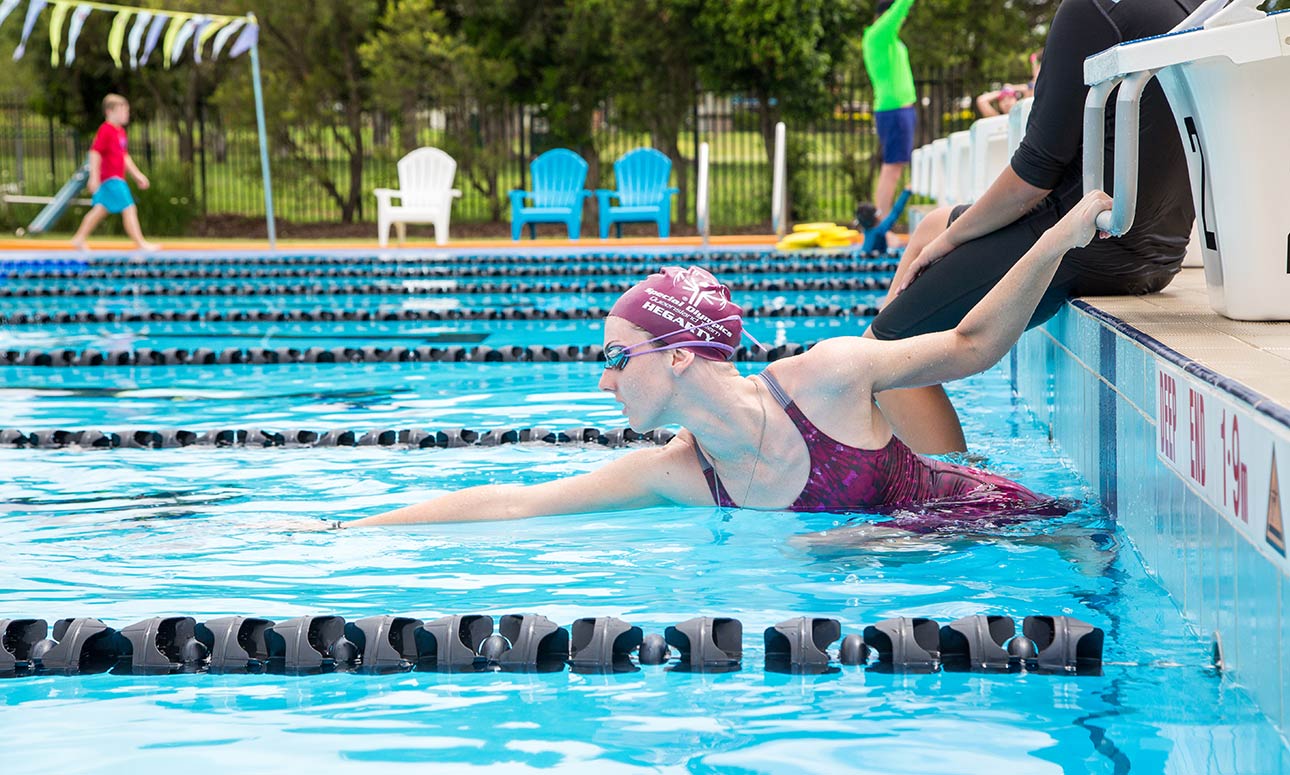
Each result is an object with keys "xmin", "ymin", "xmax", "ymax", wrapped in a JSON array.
[{"xmin": 1013, "ymin": 299, "xmax": 1290, "ymax": 744}]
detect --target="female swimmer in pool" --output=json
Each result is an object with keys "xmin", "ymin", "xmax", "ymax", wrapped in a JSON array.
[{"xmin": 340, "ymin": 191, "xmax": 1114, "ymax": 529}]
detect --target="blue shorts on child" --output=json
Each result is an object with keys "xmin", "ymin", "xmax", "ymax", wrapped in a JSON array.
[{"xmin": 91, "ymin": 177, "xmax": 135, "ymax": 214}]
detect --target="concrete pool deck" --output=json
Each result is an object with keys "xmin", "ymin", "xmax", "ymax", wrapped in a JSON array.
[{"xmin": 1081, "ymin": 268, "xmax": 1290, "ymax": 411}]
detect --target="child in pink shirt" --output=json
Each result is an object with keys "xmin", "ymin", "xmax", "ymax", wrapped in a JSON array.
[{"xmin": 71, "ymin": 94, "xmax": 158, "ymax": 252}]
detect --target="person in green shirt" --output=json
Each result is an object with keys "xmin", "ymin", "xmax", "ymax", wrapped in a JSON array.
[{"xmin": 859, "ymin": 0, "xmax": 917, "ymax": 229}]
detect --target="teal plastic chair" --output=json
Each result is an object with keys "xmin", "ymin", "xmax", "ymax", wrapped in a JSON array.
[
  {"xmin": 596, "ymin": 148, "xmax": 679, "ymax": 238},
  {"xmin": 509, "ymin": 149, "xmax": 591, "ymax": 240}
]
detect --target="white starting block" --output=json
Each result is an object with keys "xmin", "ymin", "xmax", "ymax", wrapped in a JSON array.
[
  {"xmin": 969, "ymin": 115, "xmax": 1011, "ymax": 201},
  {"xmin": 1083, "ymin": 0, "xmax": 1290, "ymax": 320},
  {"xmin": 1008, "ymin": 97, "xmax": 1034, "ymax": 156},
  {"xmin": 910, "ymin": 146, "xmax": 928, "ymax": 197},
  {"xmin": 946, "ymin": 130, "xmax": 973, "ymax": 205},
  {"xmin": 929, "ymin": 137, "xmax": 950, "ymax": 206}
]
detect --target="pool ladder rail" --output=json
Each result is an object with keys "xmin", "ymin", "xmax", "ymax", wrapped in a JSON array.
[{"xmin": 0, "ymin": 613, "xmax": 1104, "ymax": 679}]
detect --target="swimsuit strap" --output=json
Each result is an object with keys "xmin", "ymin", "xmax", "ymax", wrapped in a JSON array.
[
  {"xmin": 692, "ymin": 441, "xmax": 735, "ymax": 508},
  {"xmin": 756, "ymin": 371, "xmax": 793, "ymax": 410},
  {"xmin": 756, "ymin": 370, "xmax": 822, "ymax": 446}
]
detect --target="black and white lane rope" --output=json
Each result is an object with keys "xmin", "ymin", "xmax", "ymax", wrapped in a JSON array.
[
  {"xmin": 0, "ymin": 276, "xmax": 892, "ymax": 299},
  {"xmin": 5, "ymin": 258, "xmax": 901, "ymax": 281},
  {"xmin": 1, "ymin": 342, "xmax": 814, "ymax": 368},
  {"xmin": 0, "ymin": 425, "xmax": 677, "ymax": 450},
  {"xmin": 0, "ymin": 613, "xmax": 1104, "ymax": 677}
]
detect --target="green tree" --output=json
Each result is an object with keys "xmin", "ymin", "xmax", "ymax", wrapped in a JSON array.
[
  {"xmin": 360, "ymin": 0, "xmax": 518, "ymax": 221},
  {"xmin": 696, "ymin": 0, "xmax": 864, "ymax": 164},
  {"xmin": 453, "ymin": 0, "xmax": 618, "ymax": 191},
  {"xmin": 604, "ymin": 0, "xmax": 703, "ymax": 225},
  {"xmin": 213, "ymin": 0, "xmax": 380, "ymax": 223},
  {"xmin": 894, "ymin": 0, "xmax": 1057, "ymax": 84}
]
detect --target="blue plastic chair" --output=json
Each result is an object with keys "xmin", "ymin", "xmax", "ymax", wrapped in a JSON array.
[
  {"xmin": 509, "ymin": 149, "xmax": 592, "ymax": 240},
  {"xmin": 595, "ymin": 148, "xmax": 679, "ymax": 239}
]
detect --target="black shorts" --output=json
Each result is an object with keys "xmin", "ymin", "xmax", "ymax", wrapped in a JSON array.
[{"xmin": 868, "ymin": 200, "xmax": 1176, "ymax": 341}]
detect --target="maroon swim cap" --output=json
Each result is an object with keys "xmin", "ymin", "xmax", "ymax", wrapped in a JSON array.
[{"xmin": 608, "ymin": 266, "xmax": 744, "ymax": 361}]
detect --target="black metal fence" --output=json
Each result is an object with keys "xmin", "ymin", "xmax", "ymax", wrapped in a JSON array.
[{"xmin": 0, "ymin": 68, "xmax": 988, "ymax": 232}]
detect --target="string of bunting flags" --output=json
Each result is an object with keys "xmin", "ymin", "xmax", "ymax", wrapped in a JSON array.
[{"xmin": 0, "ymin": 0, "xmax": 257, "ymax": 68}]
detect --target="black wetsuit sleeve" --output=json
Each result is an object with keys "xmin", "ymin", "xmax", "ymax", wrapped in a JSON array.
[{"xmin": 1010, "ymin": 0, "xmax": 1122, "ymax": 191}]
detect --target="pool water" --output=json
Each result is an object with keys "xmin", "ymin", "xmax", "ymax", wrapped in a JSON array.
[{"xmin": 1, "ymin": 249, "xmax": 1288, "ymax": 774}]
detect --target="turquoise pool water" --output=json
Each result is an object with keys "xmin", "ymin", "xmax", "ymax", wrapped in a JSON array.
[{"xmin": 2, "ymin": 249, "xmax": 1288, "ymax": 773}]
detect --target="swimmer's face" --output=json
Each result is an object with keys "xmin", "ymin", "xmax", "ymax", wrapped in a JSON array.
[
  {"xmin": 599, "ymin": 316, "xmax": 681, "ymax": 431},
  {"xmin": 999, "ymin": 91, "xmax": 1018, "ymax": 113}
]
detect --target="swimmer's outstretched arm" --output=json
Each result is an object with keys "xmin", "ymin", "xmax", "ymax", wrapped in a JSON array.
[
  {"xmin": 825, "ymin": 190, "xmax": 1113, "ymax": 393},
  {"xmin": 343, "ymin": 442, "xmax": 704, "ymax": 527}
]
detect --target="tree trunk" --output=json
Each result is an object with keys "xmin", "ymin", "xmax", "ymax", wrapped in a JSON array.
[
  {"xmin": 344, "ymin": 106, "xmax": 364, "ymax": 223},
  {"xmin": 399, "ymin": 101, "xmax": 418, "ymax": 155}
]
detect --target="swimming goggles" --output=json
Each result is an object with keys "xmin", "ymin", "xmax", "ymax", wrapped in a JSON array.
[{"xmin": 602, "ymin": 315, "xmax": 747, "ymax": 370}]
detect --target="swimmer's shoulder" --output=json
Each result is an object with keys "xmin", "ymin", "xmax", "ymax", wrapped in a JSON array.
[
  {"xmin": 613, "ymin": 430, "xmax": 718, "ymax": 507},
  {"xmin": 763, "ymin": 336, "xmax": 878, "ymax": 401}
]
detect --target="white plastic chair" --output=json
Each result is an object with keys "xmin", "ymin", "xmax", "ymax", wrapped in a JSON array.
[{"xmin": 375, "ymin": 148, "xmax": 462, "ymax": 247}]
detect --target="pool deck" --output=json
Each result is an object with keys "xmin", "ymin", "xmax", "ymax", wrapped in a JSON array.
[{"xmin": 1081, "ymin": 268, "xmax": 1290, "ymax": 411}]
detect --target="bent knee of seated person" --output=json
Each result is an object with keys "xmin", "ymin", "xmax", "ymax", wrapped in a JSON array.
[{"xmin": 881, "ymin": 205, "xmax": 956, "ymax": 309}]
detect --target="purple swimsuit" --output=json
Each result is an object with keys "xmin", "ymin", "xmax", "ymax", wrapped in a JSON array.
[{"xmin": 693, "ymin": 372, "xmax": 1067, "ymax": 527}]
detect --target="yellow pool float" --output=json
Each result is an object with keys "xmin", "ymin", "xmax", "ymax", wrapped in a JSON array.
[{"xmin": 776, "ymin": 223, "xmax": 861, "ymax": 251}]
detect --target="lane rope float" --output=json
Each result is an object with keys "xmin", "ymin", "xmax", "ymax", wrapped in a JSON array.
[
  {"xmin": 0, "ymin": 613, "xmax": 1105, "ymax": 677},
  {"xmin": 0, "ymin": 425, "xmax": 677, "ymax": 450},
  {"xmin": 0, "ymin": 303, "xmax": 879, "ymax": 327},
  {"xmin": 0, "ymin": 341, "xmax": 815, "ymax": 369},
  {"xmin": 0, "ymin": 276, "xmax": 893, "ymax": 299},
  {"xmin": 4, "ymin": 258, "xmax": 901, "ymax": 281}
]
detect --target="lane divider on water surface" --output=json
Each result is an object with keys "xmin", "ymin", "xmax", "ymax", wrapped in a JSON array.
[
  {"xmin": 2, "ymin": 258, "xmax": 902, "ymax": 281},
  {"xmin": 0, "ymin": 613, "xmax": 1104, "ymax": 677},
  {"xmin": 0, "ymin": 342, "xmax": 814, "ymax": 368},
  {"xmin": 0, "ymin": 276, "xmax": 893, "ymax": 299},
  {"xmin": 0, "ymin": 303, "xmax": 879, "ymax": 327},
  {"xmin": 0, "ymin": 248, "xmax": 901, "ymax": 272},
  {"xmin": 0, "ymin": 424, "xmax": 677, "ymax": 450}
]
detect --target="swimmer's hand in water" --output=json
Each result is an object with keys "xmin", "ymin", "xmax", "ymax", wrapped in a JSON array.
[{"xmin": 260, "ymin": 518, "xmax": 346, "ymax": 533}]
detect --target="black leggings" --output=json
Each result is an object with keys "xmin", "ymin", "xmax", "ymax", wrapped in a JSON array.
[{"xmin": 869, "ymin": 201, "xmax": 1174, "ymax": 341}]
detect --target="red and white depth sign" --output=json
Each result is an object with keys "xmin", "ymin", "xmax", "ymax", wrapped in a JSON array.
[{"xmin": 1156, "ymin": 361, "xmax": 1289, "ymax": 566}]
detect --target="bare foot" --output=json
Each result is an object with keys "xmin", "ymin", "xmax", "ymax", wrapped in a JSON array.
[
  {"xmin": 135, "ymin": 241, "xmax": 161, "ymax": 252},
  {"xmin": 70, "ymin": 237, "xmax": 88, "ymax": 252}
]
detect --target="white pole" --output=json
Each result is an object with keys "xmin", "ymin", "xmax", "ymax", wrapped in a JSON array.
[
  {"xmin": 696, "ymin": 141, "xmax": 710, "ymax": 249},
  {"xmin": 247, "ymin": 14, "xmax": 277, "ymax": 249},
  {"xmin": 771, "ymin": 121, "xmax": 786, "ymax": 238}
]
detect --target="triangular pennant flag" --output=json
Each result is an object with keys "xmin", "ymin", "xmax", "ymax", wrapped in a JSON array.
[
  {"xmin": 195, "ymin": 15, "xmax": 228, "ymax": 62},
  {"xmin": 127, "ymin": 9, "xmax": 151, "ymax": 68},
  {"xmin": 140, "ymin": 12, "xmax": 166, "ymax": 66},
  {"xmin": 1268, "ymin": 450, "xmax": 1285, "ymax": 556},
  {"xmin": 14, "ymin": 0, "xmax": 48, "ymax": 61},
  {"xmin": 107, "ymin": 8, "xmax": 132, "ymax": 68},
  {"xmin": 188, "ymin": 16, "xmax": 211, "ymax": 64},
  {"xmin": 226, "ymin": 20, "xmax": 257, "ymax": 59},
  {"xmin": 0, "ymin": 0, "xmax": 23, "ymax": 33},
  {"xmin": 47, "ymin": 0, "xmax": 67, "ymax": 66},
  {"xmin": 209, "ymin": 16, "xmax": 243, "ymax": 60},
  {"xmin": 63, "ymin": 4, "xmax": 90, "ymax": 66},
  {"xmin": 161, "ymin": 15, "xmax": 191, "ymax": 68}
]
